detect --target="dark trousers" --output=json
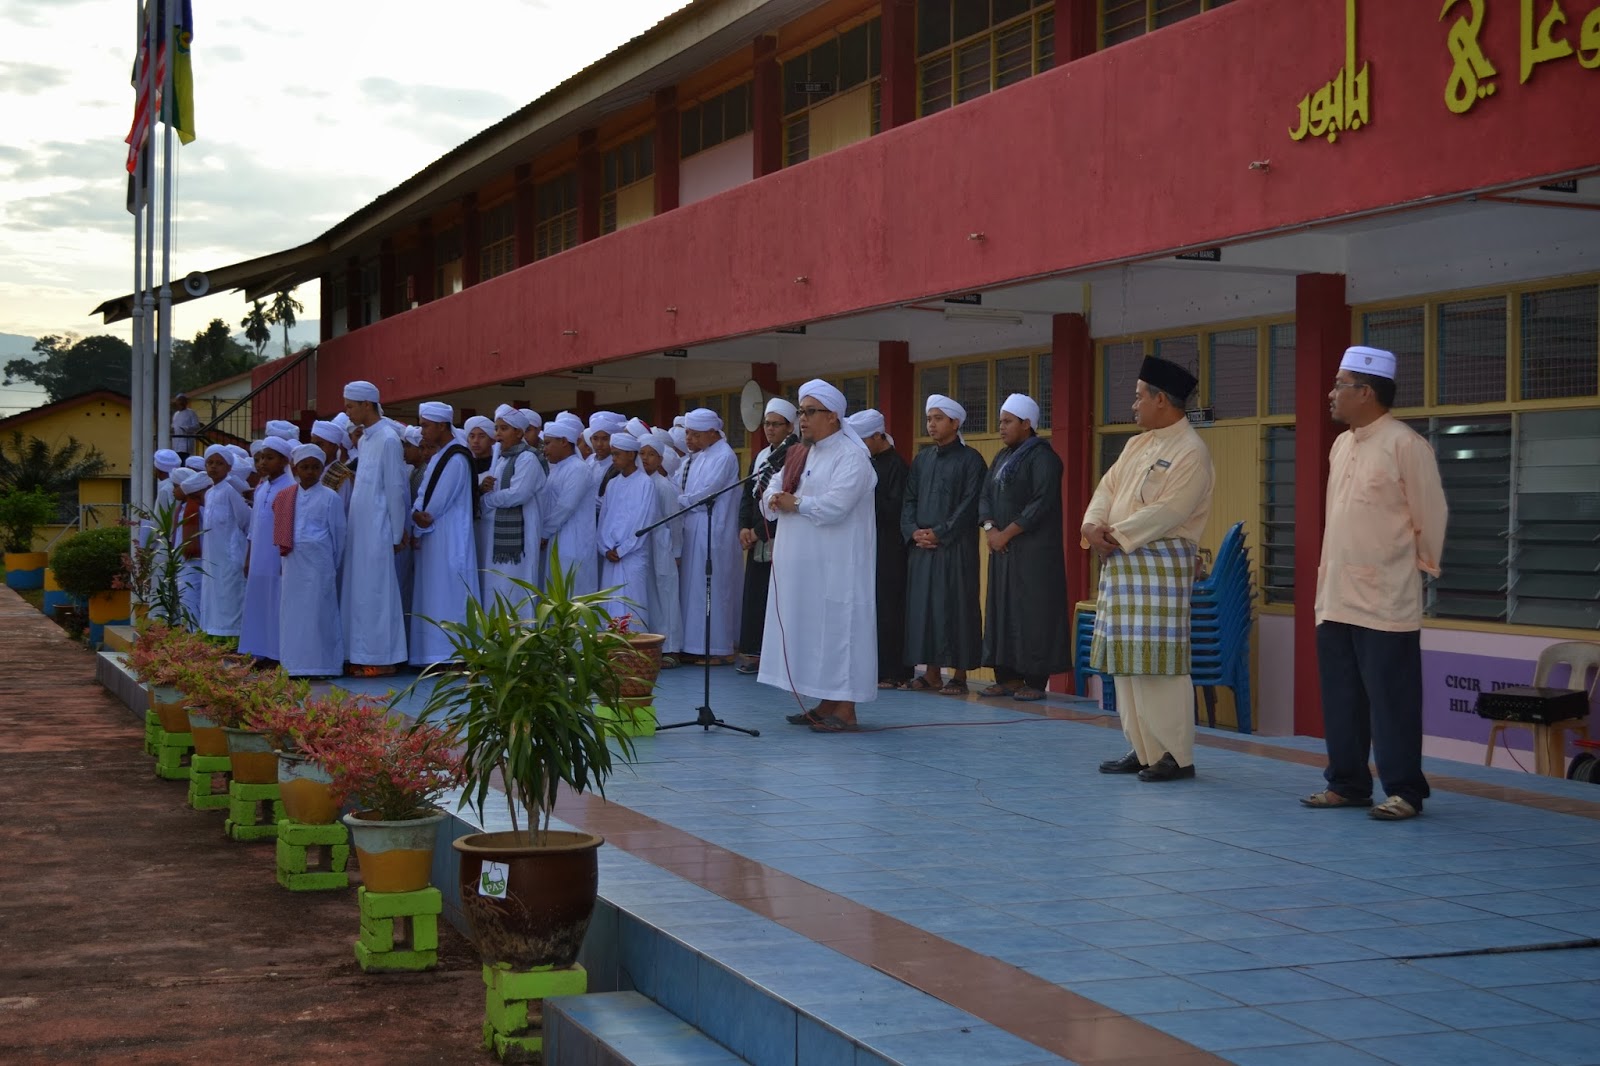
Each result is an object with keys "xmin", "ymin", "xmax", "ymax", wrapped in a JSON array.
[
  {"xmin": 738, "ymin": 558, "xmax": 771, "ymax": 657},
  {"xmin": 995, "ymin": 666, "xmax": 1048, "ymax": 690},
  {"xmin": 1317, "ymin": 621, "xmax": 1431, "ymax": 809}
]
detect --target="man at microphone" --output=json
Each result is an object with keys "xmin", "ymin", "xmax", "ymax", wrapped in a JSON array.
[{"xmin": 736, "ymin": 398, "xmax": 796, "ymax": 674}]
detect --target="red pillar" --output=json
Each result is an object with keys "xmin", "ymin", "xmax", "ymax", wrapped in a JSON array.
[
  {"xmin": 751, "ymin": 36, "xmax": 782, "ymax": 177},
  {"xmin": 378, "ymin": 238, "xmax": 398, "ymax": 319},
  {"xmin": 514, "ymin": 164, "xmax": 536, "ymax": 267},
  {"xmin": 1293, "ymin": 273, "xmax": 1349, "ymax": 738},
  {"xmin": 880, "ymin": 0, "xmax": 916, "ymax": 129},
  {"xmin": 749, "ymin": 361, "xmax": 781, "ymax": 456},
  {"xmin": 319, "ymin": 275, "xmax": 333, "ymax": 341},
  {"xmin": 576, "ymin": 389, "xmax": 596, "ymax": 421},
  {"xmin": 577, "ymin": 130, "xmax": 601, "ymax": 243},
  {"xmin": 1053, "ymin": 315, "xmax": 1094, "ymax": 660},
  {"xmin": 1055, "ymin": 0, "xmax": 1098, "ymax": 67},
  {"xmin": 344, "ymin": 256, "xmax": 362, "ymax": 332},
  {"xmin": 653, "ymin": 376, "xmax": 679, "ymax": 428},
  {"xmin": 460, "ymin": 193, "xmax": 481, "ymax": 289},
  {"xmin": 654, "ymin": 87, "xmax": 680, "ymax": 214},
  {"xmin": 414, "ymin": 219, "xmax": 435, "ymax": 306},
  {"xmin": 877, "ymin": 340, "xmax": 913, "ymax": 462}
]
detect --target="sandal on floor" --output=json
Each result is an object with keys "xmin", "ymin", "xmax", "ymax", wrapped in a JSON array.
[
  {"xmin": 1370, "ymin": 796, "xmax": 1420, "ymax": 821},
  {"xmin": 1011, "ymin": 686, "xmax": 1046, "ymax": 702},
  {"xmin": 1300, "ymin": 790, "xmax": 1373, "ymax": 809},
  {"xmin": 809, "ymin": 715, "xmax": 861, "ymax": 733},
  {"xmin": 786, "ymin": 710, "xmax": 824, "ymax": 726},
  {"xmin": 660, "ymin": 655, "xmax": 679, "ymax": 670},
  {"xmin": 905, "ymin": 675, "xmax": 933, "ymax": 691},
  {"xmin": 979, "ymin": 683, "xmax": 1016, "ymax": 698},
  {"xmin": 938, "ymin": 681, "xmax": 969, "ymax": 696},
  {"xmin": 878, "ymin": 679, "xmax": 905, "ymax": 690}
]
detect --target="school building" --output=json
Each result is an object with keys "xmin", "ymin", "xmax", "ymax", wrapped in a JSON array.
[{"xmin": 109, "ymin": 0, "xmax": 1600, "ymax": 762}]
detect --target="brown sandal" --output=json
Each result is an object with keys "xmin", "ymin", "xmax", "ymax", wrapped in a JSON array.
[
  {"xmin": 938, "ymin": 680, "xmax": 969, "ymax": 696},
  {"xmin": 980, "ymin": 683, "xmax": 1016, "ymax": 698},
  {"xmin": 1300, "ymin": 790, "xmax": 1372, "ymax": 809},
  {"xmin": 906, "ymin": 675, "xmax": 933, "ymax": 691}
]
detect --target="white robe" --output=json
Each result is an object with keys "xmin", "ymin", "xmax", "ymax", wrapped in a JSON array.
[
  {"xmin": 541, "ymin": 454, "xmax": 598, "ymax": 597},
  {"xmin": 678, "ymin": 438, "xmax": 743, "ymax": 656},
  {"xmin": 758, "ymin": 431, "xmax": 879, "ymax": 704},
  {"xmin": 199, "ymin": 480, "xmax": 250, "ymax": 637},
  {"xmin": 410, "ymin": 445, "xmax": 478, "ymax": 667},
  {"xmin": 278, "ymin": 484, "xmax": 347, "ymax": 677},
  {"xmin": 597, "ymin": 466, "xmax": 659, "ymax": 631},
  {"xmin": 647, "ymin": 471, "xmax": 683, "ymax": 651},
  {"xmin": 479, "ymin": 448, "xmax": 546, "ymax": 617},
  {"xmin": 238, "ymin": 472, "xmax": 291, "ymax": 660},
  {"xmin": 341, "ymin": 421, "xmax": 410, "ymax": 667},
  {"xmin": 177, "ymin": 502, "xmax": 203, "ymax": 629}
]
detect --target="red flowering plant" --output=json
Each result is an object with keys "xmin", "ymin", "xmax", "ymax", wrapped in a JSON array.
[
  {"xmin": 127, "ymin": 622, "xmax": 224, "ymax": 690},
  {"xmin": 605, "ymin": 613, "xmax": 633, "ymax": 633},
  {"xmin": 301, "ymin": 714, "xmax": 464, "ymax": 822},
  {"xmin": 175, "ymin": 663, "xmax": 310, "ymax": 731},
  {"xmin": 252, "ymin": 690, "xmax": 388, "ymax": 755}
]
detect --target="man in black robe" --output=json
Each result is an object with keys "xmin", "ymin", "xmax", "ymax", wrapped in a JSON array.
[
  {"xmin": 849, "ymin": 409, "xmax": 912, "ymax": 689},
  {"xmin": 736, "ymin": 399, "xmax": 796, "ymax": 673},
  {"xmin": 979, "ymin": 393, "xmax": 1071, "ymax": 702},
  {"xmin": 901, "ymin": 394, "xmax": 986, "ymax": 694}
]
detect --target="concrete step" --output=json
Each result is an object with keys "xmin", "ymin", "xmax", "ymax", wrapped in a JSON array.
[{"xmin": 546, "ymin": 991, "xmax": 749, "ymax": 1066}]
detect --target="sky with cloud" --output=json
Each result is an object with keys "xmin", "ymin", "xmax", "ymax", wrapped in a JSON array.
[{"xmin": 0, "ymin": 0, "xmax": 685, "ymax": 355}]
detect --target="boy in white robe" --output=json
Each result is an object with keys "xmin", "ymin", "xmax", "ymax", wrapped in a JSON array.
[
  {"xmin": 539, "ymin": 420, "xmax": 599, "ymax": 596},
  {"xmin": 199, "ymin": 445, "xmax": 251, "ymax": 638},
  {"xmin": 479, "ymin": 408, "xmax": 546, "ymax": 615},
  {"xmin": 275, "ymin": 444, "xmax": 346, "ymax": 677},
  {"xmin": 311, "ymin": 420, "xmax": 355, "ymax": 511},
  {"xmin": 641, "ymin": 431, "xmax": 684, "ymax": 662},
  {"xmin": 677, "ymin": 409, "xmax": 743, "ymax": 661},
  {"xmin": 237, "ymin": 437, "xmax": 293, "ymax": 663},
  {"xmin": 409, "ymin": 402, "xmax": 478, "ymax": 667},
  {"xmin": 169, "ymin": 469, "xmax": 210, "ymax": 628},
  {"xmin": 596, "ymin": 433, "xmax": 659, "ymax": 630},
  {"xmin": 341, "ymin": 381, "xmax": 410, "ymax": 675}
]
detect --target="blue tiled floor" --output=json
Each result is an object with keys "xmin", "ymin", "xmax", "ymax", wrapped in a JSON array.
[{"xmin": 364, "ymin": 666, "xmax": 1600, "ymax": 1066}]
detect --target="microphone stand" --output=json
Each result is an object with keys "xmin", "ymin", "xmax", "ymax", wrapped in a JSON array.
[{"xmin": 636, "ymin": 445, "xmax": 790, "ymax": 738}]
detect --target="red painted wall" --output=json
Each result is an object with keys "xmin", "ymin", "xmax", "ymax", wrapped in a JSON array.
[
  {"xmin": 315, "ymin": 0, "xmax": 1600, "ymax": 405},
  {"xmin": 250, "ymin": 356, "xmax": 315, "ymax": 432}
]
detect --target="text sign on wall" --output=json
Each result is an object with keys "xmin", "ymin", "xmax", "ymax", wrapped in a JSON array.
[
  {"xmin": 1420, "ymin": 649, "xmax": 1598, "ymax": 748},
  {"xmin": 1441, "ymin": 0, "xmax": 1600, "ymax": 116},
  {"xmin": 1290, "ymin": 0, "xmax": 1371, "ymax": 143}
]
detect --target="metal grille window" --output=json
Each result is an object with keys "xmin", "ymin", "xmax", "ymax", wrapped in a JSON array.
[
  {"xmin": 919, "ymin": 365, "xmax": 951, "ymax": 417},
  {"xmin": 783, "ymin": 18, "xmax": 881, "ymax": 166},
  {"xmin": 996, "ymin": 356, "xmax": 1030, "ymax": 409},
  {"xmin": 1099, "ymin": 431, "xmax": 1132, "ymax": 475},
  {"xmin": 1153, "ymin": 335, "xmax": 1199, "ymax": 404},
  {"xmin": 601, "ymin": 134, "xmax": 654, "ymax": 236},
  {"xmin": 956, "ymin": 362, "xmax": 990, "ymax": 433},
  {"xmin": 1436, "ymin": 296, "xmax": 1508, "ymax": 407},
  {"xmin": 1208, "ymin": 327, "xmax": 1258, "ymax": 420},
  {"xmin": 1423, "ymin": 416, "xmax": 1512, "ymax": 623},
  {"xmin": 1361, "ymin": 307, "xmax": 1425, "ymax": 408},
  {"xmin": 1101, "ymin": 341, "xmax": 1143, "ymax": 425},
  {"xmin": 1513, "ymin": 408, "xmax": 1600, "ymax": 630},
  {"xmin": 533, "ymin": 172, "xmax": 577, "ymax": 261},
  {"xmin": 917, "ymin": 1, "xmax": 1055, "ymax": 117},
  {"xmin": 1267, "ymin": 323, "xmax": 1296, "ymax": 415},
  {"xmin": 1035, "ymin": 353, "xmax": 1053, "ymax": 429},
  {"xmin": 1102, "ymin": 0, "xmax": 1230, "ymax": 49},
  {"xmin": 842, "ymin": 375, "xmax": 871, "ymax": 414},
  {"xmin": 478, "ymin": 201, "xmax": 516, "ymax": 281},
  {"xmin": 1261, "ymin": 426, "xmax": 1296, "ymax": 604},
  {"xmin": 1521, "ymin": 284, "xmax": 1599, "ymax": 401},
  {"xmin": 681, "ymin": 82, "xmax": 752, "ymax": 159}
]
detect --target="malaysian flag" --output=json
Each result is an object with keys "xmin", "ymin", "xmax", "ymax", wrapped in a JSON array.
[{"xmin": 124, "ymin": 1, "xmax": 168, "ymax": 173}]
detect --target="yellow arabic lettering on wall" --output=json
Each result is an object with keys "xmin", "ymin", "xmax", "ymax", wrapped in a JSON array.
[
  {"xmin": 1443, "ymin": 0, "xmax": 1600, "ymax": 115},
  {"xmin": 1290, "ymin": 0, "xmax": 1372, "ymax": 143}
]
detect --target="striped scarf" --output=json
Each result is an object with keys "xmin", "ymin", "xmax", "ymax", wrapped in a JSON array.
[
  {"xmin": 493, "ymin": 443, "xmax": 529, "ymax": 565},
  {"xmin": 272, "ymin": 484, "xmax": 299, "ymax": 555}
]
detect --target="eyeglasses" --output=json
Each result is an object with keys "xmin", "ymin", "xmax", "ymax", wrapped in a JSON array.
[
  {"xmin": 761, "ymin": 419, "xmax": 791, "ymax": 428},
  {"xmin": 796, "ymin": 407, "xmax": 830, "ymax": 418},
  {"xmin": 1330, "ymin": 381, "xmax": 1369, "ymax": 391}
]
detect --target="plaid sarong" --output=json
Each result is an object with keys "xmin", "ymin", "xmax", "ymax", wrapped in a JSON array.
[{"xmin": 1090, "ymin": 537, "xmax": 1197, "ymax": 676}]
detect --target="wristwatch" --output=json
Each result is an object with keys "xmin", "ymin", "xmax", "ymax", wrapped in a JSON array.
[{"xmin": 982, "ymin": 521, "xmax": 994, "ymax": 532}]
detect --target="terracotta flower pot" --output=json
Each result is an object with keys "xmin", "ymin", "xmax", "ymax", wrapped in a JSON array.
[
  {"xmin": 610, "ymin": 632, "xmax": 666, "ymax": 698},
  {"xmin": 186, "ymin": 710, "xmax": 229, "ymax": 757},
  {"xmin": 222, "ymin": 727, "xmax": 277, "ymax": 784},
  {"xmin": 453, "ymin": 830, "xmax": 603, "ymax": 969},
  {"xmin": 343, "ymin": 810, "xmax": 445, "ymax": 893},
  {"xmin": 277, "ymin": 751, "xmax": 339, "ymax": 825},
  {"xmin": 151, "ymin": 685, "xmax": 189, "ymax": 734}
]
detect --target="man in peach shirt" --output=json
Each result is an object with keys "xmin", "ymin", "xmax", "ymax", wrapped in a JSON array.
[{"xmin": 1302, "ymin": 346, "xmax": 1448, "ymax": 822}]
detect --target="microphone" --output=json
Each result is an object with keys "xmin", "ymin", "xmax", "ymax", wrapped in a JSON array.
[{"xmin": 762, "ymin": 432, "xmax": 800, "ymax": 473}]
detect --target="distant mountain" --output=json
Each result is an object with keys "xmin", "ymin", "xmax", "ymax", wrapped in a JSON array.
[
  {"xmin": 0, "ymin": 332, "xmax": 37, "ymax": 360},
  {"xmin": 231, "ymin": 322, "xmax": 321, "ymax": 356}
]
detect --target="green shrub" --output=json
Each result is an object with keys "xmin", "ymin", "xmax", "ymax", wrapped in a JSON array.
[
  {"xmin": 50, "ymin": 526, "xmax": 130, "ymax": 598},
  {"xmin": 0, "ymin": 488, "xmax": 59, "ymax": 553}
]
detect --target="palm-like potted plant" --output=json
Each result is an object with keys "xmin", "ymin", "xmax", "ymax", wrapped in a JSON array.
[{"xmin": 410, "ymin": 550, "xmax": 637, "ymax": 969}]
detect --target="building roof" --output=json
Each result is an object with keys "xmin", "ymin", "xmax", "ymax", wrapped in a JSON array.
[
  {"xmin": 93, "ymin": 0, "xmax": 813, "ymax": 324},
  {"xmin": 0, "ymin": 390, "xmax": 131, "ymax": 431},
  {"xmin": 180, "ymin": 365, "xmax": 259, "ymax": 397}
]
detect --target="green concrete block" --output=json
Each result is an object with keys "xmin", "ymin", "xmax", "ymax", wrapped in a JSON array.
[
  {"xmin": 330, "ymin": 844, "xmax": 350, "ymax": 872},
  {"xmin": 360, "ymin": 915, "xmax": 396, "ymax": 952},
  {"xmin": 157, "ymin": 729, "xmax": 194, "ymax": 750},
  {"xmin": 412, "ymin": 912, "xmax": 438, "ymax": 952},
  {"xmin": 143, "ymin": 710, "xmax": 160, "ymax": 756},
  {"xmin": 276, "ymin": 868, "xmax": 349, "ymax": 892},
  {"xmin": 358, "ymin": 886, "xmax": 442, "ymax": 920},
  {"xmin": 224, "ymin": 818, "xmax": 279, "ymax": 842},
  {"xmin": 276, "ymin": 819, "xmax": 348, "ymax": 847},
  {"xmin": 155, "ymin": 741, "xmax": 193, "ymax": 780},
  {"xmin": 484, "ymin": 988, "xmax": 531, "ymax": 1036},
  {"xmin": 353, "ymin": 941, "xmax": 436, "ymax": 973},
  {"xmin": 276, "ymin": 836, "xmax": 308, "ymax": 874},
  {"xmin": 188, "ymin": 756, "xmax": 232, "ymax": 810},
  {"xmin": 191, "ymin": 754, "xmax": 232, "ymax": 773},
  {"xmin": 489, "ymin": 1029, "xmax": 542, "ymax": 1063},
  {"xmin": 228, "ymin": 781, "xmax": 281, "ymax": 801},
  {"xmin": 484, "ymin": 962, "xmax": 588, "ymax": 1003},
  {"xmin": 227, "ymin": 783, "xmax": 284, "ymax": 830},
  {"xmin": 482, "ymin": 1018, "xmax": 495, "ymax": 1051}
]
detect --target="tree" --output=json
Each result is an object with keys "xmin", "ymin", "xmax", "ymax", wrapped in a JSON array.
[
  {"xmin": 268, "ymin": 288, "xmax": 305, "ymax": 358},
  {"xmin": 0, "ymin": 431, "xmax": 110, "ymax": 524},
  {"xmin": 241, "ymin": 299, "xmax": 272, "ymax": 359},
  {"xmin": 177, "ymin": 317, "xmax": 259, "ymax": 392},
  {"xmin": 4, "ymin": 334, "xmax": 132, "ymax": 403}
]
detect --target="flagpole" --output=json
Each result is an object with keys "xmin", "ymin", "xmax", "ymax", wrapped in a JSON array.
[
  {"xmin": 156, "ymin": 0, "xmax": 174, "ymax": 453},
  {"xmin": 143, "ymin": 0, "xmax": 160, "ymax": 465},
  {"xmin": 129, "ymin": 0, "xmax": 146, "ymax": 514}
]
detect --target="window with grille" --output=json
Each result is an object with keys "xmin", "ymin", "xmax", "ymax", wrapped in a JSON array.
[
  {"xmin": 996, "ymin": 356, "xmax": 1030, "ymax": 412},
  {"xmin": 1520, "ymin": 284, "xmax": 1599, "ymax": 401},
  {"xmin": 783, "ymin": 18, "xmax": 881, "ymax": 166},
  {"xmin": 1099, "ymin": 431, "xmax": 1132, "ymax": 475},
  {"xmin": 1035, "ymin": 353, "xmax": 1053, "ymax": 429},
  {"xmin": 1423, "ymin": 416, "xmax": 1512, "ymax": 622},
  {"xmin": 1101, "ymin": 0, "xmax": 1231, "ymax": 50},
  {"xmin": 1101, "ymin": 341, "xmax": 1143, "ymax": 425},
  {"xmin": 1267, "ymin": 323, "xmax": 1296, "ymax": 415},
  {"xmin": 478, "ymin": 201, "xmax": 516, "ymax": 281},
  {"xmin": 533, "ymin": 173, "xmax": 578, "ymax": 261},
  {"xmin": 681, "ymin": 82, "xmax": 752, "ymax": 159},
  {"xmin": 1512, "ymin": 408, "xmax": 1600, "ymax": 630},
  {"xmin": 842, "ymin": 375, "xmax": 871, "ymax": 414},
  {"xmin": 1153, "ymin": 335, "xmax": 1199, "ymax": 405},
  {"xmin": 433, "ymin": 226, "xmax": 462, "ymax": 300},
  {"xmin": 1436, "ymin": 296, "xmax": 1508, "ymax": 406},
  {"xmin": 917, "ymin": 1, "xmax": 1054, "ymax": 117},
  {"xmin": 601, "ymin": 134, "xmax": 654, "ymax": 235},
  {"xmin": 919, "ymin": 365, "xmax": 951, "ymax": 422},
  {"xmin": 1360, "ymin": 307, "xmax": 1425, "ymax": 408},
  {"xmin": 1261, "ymin": 426, "xmax": 1296, "ymax": 604},
  {"xmin": 956, "ymin": 362, "xmax": 990, "ymax": 433},
  {"xmin": 1208, "ymin": 328, "xmax": 1258, "ymax": 420}
]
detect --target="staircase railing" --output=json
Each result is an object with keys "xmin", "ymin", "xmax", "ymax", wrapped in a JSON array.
[{"xmin": 197, "ymin": 346, "xmax": 317, "ymax": 446}]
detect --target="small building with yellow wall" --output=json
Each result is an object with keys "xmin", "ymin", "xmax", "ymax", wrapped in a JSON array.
[{"xmin": 0, "ymin": 390, "xmax": 130, "ymax": 549}]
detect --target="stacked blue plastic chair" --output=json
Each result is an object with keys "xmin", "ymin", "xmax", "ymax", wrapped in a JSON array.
[
  {"xmin": 1190, "ymin": 521, "xmax": 1255, "ymax": 734},
  {"xmin": 1072, "ymin": 601, "xmax": 1115, "ymax": 712}
]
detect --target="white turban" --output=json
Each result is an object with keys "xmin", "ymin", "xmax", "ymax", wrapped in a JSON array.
[
  {"xmin": 204, "ymin": 444, "xmax": 231, "ymax": 461},
  {"xmin": 589, "ymin": 411, "xmax": 625, "ymax": 435},
  {"xmin": 290, "ymin": 443, "xmax": 324, "ymax": 467},
  {"xmin": 1001, "ymin": 393, "xmax": 1041, "ymax": 426},
  {"xmin": 764, "ymin": 397, "xmax": 797, "ymax": 425},
  {"xmin": 498, "ymin": 408, "xmax": 533, "ymax": 432},
  {"xmin": 248, "ymin": 440, "xmax": 266, "ymax": 457},
  {"xmin": 683, "ymin": 408, "xmax": 723, "ymax": 432},
  {"xmin": 153, "ymin": 448, "xmax": 181, "ymax": 473},
  {"xmin": 1340, "ymin": 345, "xmax": 1397, "ymax": 380},
  {"xmin": 669, "ymin": 426, "xmax": 687, "ymax": 453},
  {"xmin": 260, "ymin": 437, "xmax": 294, "ymax": 459},
  {"xmin": 644, "ymin": 429, "xmax": 679, "ymax": 474},
  {"xmin": 343, "ymin": 380, "xmax": 380, "ymax": 403},
  {"xmin": 581, "ymin": 428, "xmax": 595, "ymax": 447},
  {"xmin": 799, "ymin": 379, "xmax": 866, "ymax": 452},
  {"xmin": 230, "ymin": 452, "xmax": 254, "ymax": 476},
  {"xmin": 401, "ymin": 425, "xmax": 423, "ymax": 448},
  {"xmin": 184, "ymin": 455, "xmax": 206, "ymax": 471},
  {"xmin": 624, "ymin": 417, "xmax": 651, "ymax": 441},
  {"xmin": 526, "ymin": 409, "xmax": 543, "ymax": 428},
  {"xmin": 266, "ymin": 419, "xmax": 300, "ymax": 441},
  {"xmin": 311, "ymin": 420, "xmax": 350, "ymax": 451},
  {"xmin": 174, "ymin": 469, "xmax": 211, "ymax": 494},
  {"xmin": 543, "ymin": 420, "xmax": 580, "ymax": 444},
  {"xmin": 332, "ymin": 412, "xmax": 354, "ymax": 432},
  {"xmin": 418, "ymin": 401, "xmax": 454, "ymax": 425},
  {"xmin": 847, "ymin": 409, "xmax": 891, "ymax": 446},
  {"xmin": 225, "ymin": 444, "xmax": 249, "ymax": 459},
  {"xmin": 463, "ymin": 415, "xmax": 495, "ymax": 439},
  {"xmin": 493, "ymin": 404, "xmax": 516, "ymax": 422},
  {"xmin": 925, "ymin": 394, "xmax": 966, "ymax": 424},
  {"xmin": 609, "ymin": 432, "xmax": 642, "ymax": 453},
  {"xmin": 672, "ymin": 415, "xmax": 685, "ymax": 428}
]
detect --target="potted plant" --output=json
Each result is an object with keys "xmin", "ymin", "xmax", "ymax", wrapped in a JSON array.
[
  {"xmin": 303, "ymin": 714, "xmax": 462, "ymax": 893},
  {"xmin": 0, "ymin": 488, "xmax": 59, "ymax": 590},
  {"xmin": 128, "ymin": 500, "xmax": 198, "ymax": 630},
  {"xmin": 50, "ymin": 526, "xmax": 133, "ymax": 642},
  {"xmin": 180, "ymin": 664, "xmax": 309, "ymax": 783},
  {"xmin": 602, "ymin": 613, "xmax": 666, "ymax": 736},
  {"xmin": 255, "ymin": 691, "xmax": 387, "ymax": 826},
  {"xmin": 410, "ymin": 553, "xmax": 637, "ymax": 969},
  {"xmin": 127, "ymin": 622, "xmax": 219, "ymax": 734}
]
